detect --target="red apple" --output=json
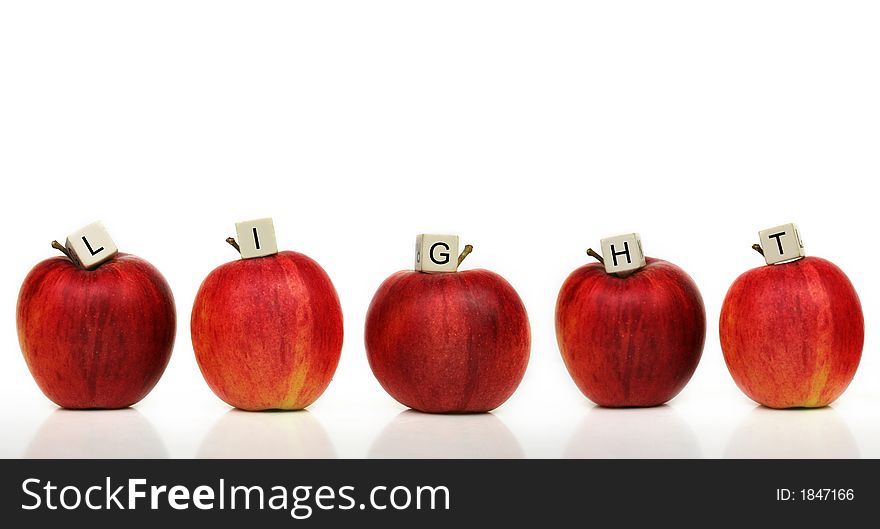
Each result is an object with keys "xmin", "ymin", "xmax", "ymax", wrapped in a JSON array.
[
  {"xmin": 556, "ymin": 257, "xmax": 706, "ymax": 407},
  {"xmin": 191, "ymin": 250, "xmax": 343, "ymax": 411},
  {"xmin": 365, "ymin": 270, "xmax": 530, "ymax": 413},
  {"xmin": 720, "ymin": 256, "xmax": 863, "ymax": 408},
  {"xmin": 17, "ymin": 253, "xmax": 176, "ymax": 409}
]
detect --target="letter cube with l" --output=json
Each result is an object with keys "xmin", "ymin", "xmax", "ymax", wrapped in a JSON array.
[
  {"xmin": 235, "ymin": 218, "xmax": 278, "ymax": 259},
  {"xmin": 599, "ymin": 233, "xmax": 646, "ymax": 274},
  {"xmin": 759, "ymin": 223, "xmax": 805, "ymax": 265},
  {"xmin": 415, "ymin": 234, "xmax": 459, "ymax": 273},
  {"xmin": 65, "ymin": 221, "xmax": 119, "ymax": 269}
]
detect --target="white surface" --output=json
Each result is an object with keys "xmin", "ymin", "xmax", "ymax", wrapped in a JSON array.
[{"xmin": 1, "ymin": 1, "xmax": 879, "ymax": 458}]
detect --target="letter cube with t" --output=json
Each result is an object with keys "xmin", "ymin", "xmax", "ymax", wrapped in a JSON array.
[
  {"xmin": 235, "ymin": 217, "xmax": 278, "ymax": 259},
  {"xmin": 599, "ymin": 233, "xmax": 646, "ymax": 274},
  {"xmin": 65, "ymin": 221, "xmax": 119, "ymax": 269},
  {"xmin": 759, "ymin": 223, "xmax": 805, "ymax": 265},
  {"xmin": 415, "ymin": 234, "xmax": 459, "ymax": 273}
]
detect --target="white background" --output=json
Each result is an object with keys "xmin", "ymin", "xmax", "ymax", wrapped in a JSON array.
[{"xmin": 1, "ymin": 1, "xmax": 878, "ymax": 458}]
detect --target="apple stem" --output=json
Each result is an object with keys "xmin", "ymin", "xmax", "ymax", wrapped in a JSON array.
[
  {"xmin": 226, "ymin": 237, "xmax": 241, "ymax": 254},
  {"xmin": 457, "ymin": 244, "xmax": 473, "ymax": 267},
  {"xmin": 752, "ymin": 243, "xmax": 765, "ymax": 256},
  {"xmin": 586, "ymin": 248, "xmax": 605, "ymax": 265},
  {"xmin": 51, "ymin": 240, "xmax": 74, "ymax": 262}
]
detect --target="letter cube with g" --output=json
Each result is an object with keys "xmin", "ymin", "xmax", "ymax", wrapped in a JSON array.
[
  {"xmin": 415, "ymin": 234, "xmax": 459, "ymax": 273},
  {"xmin": 599, "ymin": 233, "xmax": 646, "ymax": 274},
  {"xmin": 759, "ymin": 223, "xmax": 805, "ymax": 265},
  {"xmin": 65, "ymin": 221, "xmax": 119, "ymax": 269}
]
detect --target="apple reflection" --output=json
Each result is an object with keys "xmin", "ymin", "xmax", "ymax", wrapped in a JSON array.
[
  {"xmin": 198, "ymin": 409, "xmax": 336, "ymax": 459},
  {"xmin": 564, "ymin": 405, "xmax": 701, "ymax": 458},
  {"xmin": 25, "ymin": 409, "xmax": 168, "ymax": 458},
  {"xmin": 369, "ymin": 410, "xmax": 524, "ymax": 459},
  {"xmin": 724, "ymin": 406, "xmax": 859, "ymax": 458}
]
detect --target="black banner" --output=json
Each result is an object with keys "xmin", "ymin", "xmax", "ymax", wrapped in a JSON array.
[{"xmin": 0, "ymin": 459, "xmax": 873, "ymax": 526}]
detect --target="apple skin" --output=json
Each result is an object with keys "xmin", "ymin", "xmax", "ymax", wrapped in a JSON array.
[
  {"xmin": 191, "ymin": 251, "xmax": 343, "ymax": 411},
  {"xmin": 555, "ymin": 257, "xmax": 706, "ymax": 407},
  {"xmin": 365, "ymin": 269, "xmax": 530, "ymax": 413},
  {"xmin": 16, "ymin": 253, "xmax": 176, "ymax": 409},
  {"xmin": 720, "ymin": 256, "xmax": 863, "ymax": 408}
]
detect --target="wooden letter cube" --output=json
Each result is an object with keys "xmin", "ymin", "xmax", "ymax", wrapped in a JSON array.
[
  {"xmin": 415, "ymin": 234, "xmax": 459, "ymax": 273},
  {"xmin": 759, "ymin": 223, "xmax": 805, "ymax": 264},
  {"xmin": 235, "ymin": 217, "xmax": 278, "ymax": 259},
  {"xmin": 599, "ymin": 233, "xmax": 646, "ymax": 274},
  {"xmin": 65, "ymin": 221, "xmax": 118, "ymax": 269}
]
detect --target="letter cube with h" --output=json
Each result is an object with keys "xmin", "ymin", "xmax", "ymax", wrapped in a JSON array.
[
  {"xmin": 415, "ymin": 234, "xmax": 459, "ymax": 273},
  {"xmin": 599, "ymin": 233, "xmax": 646, "ymax": 274}
]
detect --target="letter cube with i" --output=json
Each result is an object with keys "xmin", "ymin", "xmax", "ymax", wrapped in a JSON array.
[
  {"xmin": 758, "ymin": 223, "xmax": 805, "ymax": 265},
  {"xmin": 235, "ymin": 218, "xmax": 278, "ymax": 259},
  {"xmin": 415, "ymin": 234, "xmax": 459, "ymax": 273},
  {"xmin": 65, "ymin": 221, "xmax": 119, "ymax": 269},
  {"xmin": 599, "ymin": 233, "xmax": 646, "ymax": 274}
]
